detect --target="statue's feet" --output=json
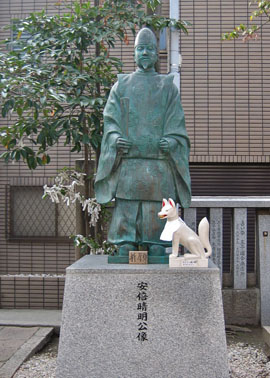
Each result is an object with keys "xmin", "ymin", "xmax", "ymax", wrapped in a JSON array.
[
  {"xmin": 148, "ymin": 245, "xmax": 166, "ymax": 257},
  {"xmin": 119, "ymin": 243, "xmax": 137, "ymax": 256}
]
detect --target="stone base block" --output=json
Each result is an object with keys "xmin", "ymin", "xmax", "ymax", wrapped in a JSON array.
[
  {"xmin": 169, "ymin": 254, "xmax": 209, "ymax": 267},
  {"xmin": 222, "ymin": 288, "xmax": 260, "ymax": 325},
  {"xmin": 57, "ymin": 256, "xmax": 229, "ymax": 378}
]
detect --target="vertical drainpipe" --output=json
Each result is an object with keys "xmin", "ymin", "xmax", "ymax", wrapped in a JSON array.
[{"xmin": 170, "ymin": 0, "xmax": 181, "ymax": 92}]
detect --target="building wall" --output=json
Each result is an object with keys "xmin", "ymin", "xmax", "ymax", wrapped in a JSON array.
[
  {"xmin": 0, "ymin": 0, "xmax": 269, "ymax": 310},
  {"xmin": 0, "ymin": 0, "xmax": 85, "ymax": 280},
  {"xmin": 179, "ymin": 1, "xmax": 270, "ymax": 291},
  {"xmin": 180, "ymin": 0, "xmax": 270, "ymax": 164},
  {"xmin": 0, "ymin": 0, "xmax": 170, "ymax": 308},
  {"xmin": 2, "ymin": 0, "xmax": 269, "ymax": 164}
]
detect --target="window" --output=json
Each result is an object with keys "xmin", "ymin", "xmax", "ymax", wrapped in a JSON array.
[
  {"xmin": 8, "ymin": 186, "xmax": 75, "ymax": 241},
  {"xmin": 159, "ymin": 28, "xmax": 167, "ymax": 51}
]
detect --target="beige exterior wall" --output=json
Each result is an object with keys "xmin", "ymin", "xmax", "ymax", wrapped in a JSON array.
[{"xmin": 180, "ymin": 0, "xmax": 270, "ymax": 163}]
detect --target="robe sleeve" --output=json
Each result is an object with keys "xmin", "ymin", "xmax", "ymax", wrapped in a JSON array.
[
  {"xmin": 162, "ymin": 75, "xmax": 192, "ymax": 208},
  {"xmin": 94, "ymin": 81, "xmax": 123, "ymax": 204}
]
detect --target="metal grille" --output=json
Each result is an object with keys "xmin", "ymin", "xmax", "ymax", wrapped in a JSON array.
[
  {"xmin": 190, "ymin": 164, "xmax": 270, "ymax": 275},
  {"xmin": 8, "ymin": 186, "xmax": 75, "ymax": 241}
]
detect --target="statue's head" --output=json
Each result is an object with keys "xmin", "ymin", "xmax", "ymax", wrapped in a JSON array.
[{"xmin": 134, "ymin": 28, "xmax": 158, "ymax": 72}]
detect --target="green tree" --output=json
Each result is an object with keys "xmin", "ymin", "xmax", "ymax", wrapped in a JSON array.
[
  {"xmin": 0, "ymin": 0, "xmax": 189, "ymax": 255},
  {"xmin": 222, "ymin": 0, "xmax": 270, "ymax": 41}
]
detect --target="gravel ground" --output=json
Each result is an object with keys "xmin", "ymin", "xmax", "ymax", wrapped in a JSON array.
[
  {"xmin": 227, "ymin": 327, "xmax": 270, "ymax": 378},
  {"xmin": 14, "ymin": 328, "xmax": 270, "ymax": 378},
  {"xmin": 13, "ymin": 336, "xmax": 58, "ymax": 378}
]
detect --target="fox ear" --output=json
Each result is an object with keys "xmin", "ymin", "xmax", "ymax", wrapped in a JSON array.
[
  {"xmin": 168, "ymin": 198, "xmax": 175, "ymax": 208},
  {"xmin": 162, "ymin": 198, "xmax": 167, "ymax": 207}
]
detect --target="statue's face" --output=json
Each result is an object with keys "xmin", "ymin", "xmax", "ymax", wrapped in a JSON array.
[{"xmin": 134, "ymin": 43, "xmax": 157, "ymax": 71}]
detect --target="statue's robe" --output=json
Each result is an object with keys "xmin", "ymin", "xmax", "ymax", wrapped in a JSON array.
[{"xmin": 95, "ymin": 70, "xmax": 191, "ymax": 246}]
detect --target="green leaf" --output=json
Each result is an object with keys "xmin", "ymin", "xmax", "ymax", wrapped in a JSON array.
[
  {"xmin": 75, "ymin": 2, "xmax": 81, "ymax": 16},
  {"xmin": 90, "ymin": 133, "xmax": 102, "ymax": 150},
  {"xmin": 15, "ymin": 150, "xmax": 21, "ymax": 161},
  {"xmin": 2, "ymin": 99, "xmax": 15, "ymax": 117},
  {"xmin": 146, "ymin": 0, "xmax": 161, "ymax": 12},
  {"xmin": 8, "ymin": 139, "xmax": 17, "ymax": 149},
  {"xmin": 20, "ymin": 149, "xmax": 27, "ymax": 158},
  {"xmin": 0, "ymin": 151, "xmax": 10, "ymax": 161},
  {"xmin": 37, "ymin": 131, "xmax": 45, "ymax": 145},
  {"xmin": 23, "ymin": 146, "xmax": 34, "ymax": 154},
  {"xmin": 82, "ymin": 134, "xmax": 90, "ymax": 144},
  {"xmin": 26, "ymin": 155, "xmax": 37, "ymax": 169},
  {"xmin": 40, "ymin": 96, "xmax": 46, "ymax": 105},
  {"xmin": 78, "ymin": 112, "xmax": 85, "ymax": 124},
  {"xmin": 17, "ymin": 107, "xmax": 23, "ymax": 117}
]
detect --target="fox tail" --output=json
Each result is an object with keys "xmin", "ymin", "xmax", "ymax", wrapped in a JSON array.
[{"xmin": 198, "ymin": 217, "xmax": 212, "ymax": 258}]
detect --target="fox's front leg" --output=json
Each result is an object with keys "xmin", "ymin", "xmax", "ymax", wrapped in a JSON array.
[{"xmin": 172, "ymin": 234, "xmax": 179, "ymax": 257}]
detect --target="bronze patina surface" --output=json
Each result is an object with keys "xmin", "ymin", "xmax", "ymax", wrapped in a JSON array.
[{"xmin": 95, "ymin": 28, "xmax": 191, "ymax": 263}]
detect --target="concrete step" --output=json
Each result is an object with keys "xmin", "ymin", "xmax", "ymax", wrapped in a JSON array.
[
  {"xmin": 0, "ymin": 326, "xmax": 54, "ymax": 378},
  {"xmin": 0, "ymin": 309, "xmax": 62, "ymax": 332}
]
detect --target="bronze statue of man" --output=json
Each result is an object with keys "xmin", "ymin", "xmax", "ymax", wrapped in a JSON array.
[{"xmin": 95, "ymin": 27, "xmax": 191, "ymax": 261}]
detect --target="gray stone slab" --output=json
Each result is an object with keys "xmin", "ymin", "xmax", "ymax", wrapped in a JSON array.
[
  {"xmin": 191, "ymin": 196, "xmax": 270, "ymax": 208},
  {"xmin": 233, "ymin": 208, "xmax": 247, "ymax": 289},
  {"xmin": 183, "ymin": 207, "xmax": 196, "ymax": 231},
  {"xmin": 262, "ymin": 326, "xmax": 270, "ymax": 348},
  {"xmin": 57, "ymin": 255, "xmax": 229, "ymax": 378},
  {"xmin": 183, "ymin": 208, "xmax": 197, "ymax": 254},
  {"xmin": 258, "ymin": 214, "xmax": 270, "ymax": 326},
  {"xmin": 0, "ymin": 327, "xmax": 53, "ymax": 378},
  {"xmin": 222, "ymin": 288, "xmax": 260, "ymax": 326},
  {"xmin": 210, "ymin": 208, "xmax": 223, "ymax": 278},
  {"xmin": 0, "ymin": 327, "xmax": 39, "ymax": 363},
  {"xmin": 0, "ymin": 326, "xmax": 38, "ymax": 341},
  {"xmin": 0, "ymin": 346, "xmax": 25, "ymax": 363},
  {"xmin": 0, "ymin": 309, "xmax": 62, "ymax": 328}
]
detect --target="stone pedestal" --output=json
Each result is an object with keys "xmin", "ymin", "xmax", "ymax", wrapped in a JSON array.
[{"xmin": 57, "ymin": 256, "xmax": 229, "ymax": 378}]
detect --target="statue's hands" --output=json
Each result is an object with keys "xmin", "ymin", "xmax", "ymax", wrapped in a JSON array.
[
  {"xmin": 116, "ymin": 137, "xmax": 132, "ymax": 154},
  {"xmin": 159, "ymin": 138, "xmax": 170, "ymax": 153}
]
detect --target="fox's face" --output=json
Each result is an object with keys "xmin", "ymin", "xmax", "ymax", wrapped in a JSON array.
[{"xmin": 158, "ymin": 198, "xmax": 177, "ymax": 219}]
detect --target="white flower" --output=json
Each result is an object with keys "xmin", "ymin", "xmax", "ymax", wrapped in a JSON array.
[
  {"xmin": 63, "ymin": 196, "xmax": 70, "ymax": 206},
  {"xmin": 43, "ymin": 169, "xmax": 101, "ymax": 229}
]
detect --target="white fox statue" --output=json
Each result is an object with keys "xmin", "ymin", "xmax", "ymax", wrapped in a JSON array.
[{"xmin": 158, "ymin": 198, "xmax": 212, "ymax": 267}]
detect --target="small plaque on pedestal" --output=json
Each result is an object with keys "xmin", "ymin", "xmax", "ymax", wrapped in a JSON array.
[
  {"xmin": 129, "ymin": 251, "xmax": 148, "ymax": 264},
  {"xmin": 169, "ymin": 254, "xmax": 209, "ymax": 268}
]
